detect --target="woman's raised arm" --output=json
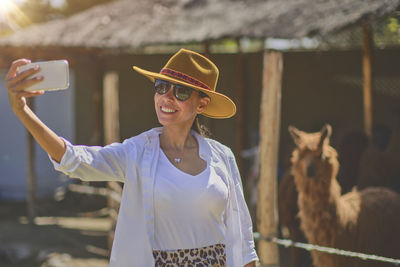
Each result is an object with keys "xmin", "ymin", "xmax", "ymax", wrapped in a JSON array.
[{"xmin": 6, "ymin": 59, "xmax": 66, "ymax": 163}]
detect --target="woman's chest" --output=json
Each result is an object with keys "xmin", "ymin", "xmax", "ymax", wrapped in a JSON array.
[{"xmin": 154, "ymin": 164, "xmax": 229, "ymax": 217}]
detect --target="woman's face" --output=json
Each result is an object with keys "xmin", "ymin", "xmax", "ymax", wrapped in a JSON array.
[{"xmin": 154, "ymin": 82, "xmax": 210, "ymax": 128}]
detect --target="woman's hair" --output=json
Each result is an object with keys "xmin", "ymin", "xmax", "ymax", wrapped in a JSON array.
[
  {"xmin": 192, "ymin": 115, "xmax": 211, "ymax": 137},
  {"xmin": 191, "ymin": 92, "xmax": 212, "ymax": 137}
]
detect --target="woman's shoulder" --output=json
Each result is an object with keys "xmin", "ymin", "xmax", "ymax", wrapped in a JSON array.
[
  {"xmin": 122, "ymin": 127, "xmax": 162, "ymax": 147},
  {"xmin": 202, "ymin": 137, "xmax": 234, "ymax": 159}
]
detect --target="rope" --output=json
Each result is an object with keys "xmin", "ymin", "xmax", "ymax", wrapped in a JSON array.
[{"xmin": 254, "ymin": 232, "xmax": 400, "ymax": 265}]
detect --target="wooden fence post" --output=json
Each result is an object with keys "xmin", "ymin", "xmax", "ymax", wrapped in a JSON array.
[{"xmin": 257, "ymin": 50, "xmax": 283, "ymax": 267}]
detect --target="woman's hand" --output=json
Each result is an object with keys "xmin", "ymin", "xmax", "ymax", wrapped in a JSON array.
[{"xmin": 5, "ymin": 59, "xmax": 44, "ymax": 114}]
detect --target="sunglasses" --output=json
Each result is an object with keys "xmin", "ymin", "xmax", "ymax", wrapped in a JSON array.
[{"xmin": 154, "ymin": 79, "xmax": 208, "ymax": 101}]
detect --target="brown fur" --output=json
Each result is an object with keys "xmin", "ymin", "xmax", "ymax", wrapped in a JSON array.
[
  {"xmin": 289, "ymin": 124, "xmax": 400, "ymax": 267},
  {"xmin": 278, "ymin": 170, "xmax": 311, "ymax": 267},
  {"xmin": 278, "ymin": 131, "xmax": 367, "ymax": 267}
]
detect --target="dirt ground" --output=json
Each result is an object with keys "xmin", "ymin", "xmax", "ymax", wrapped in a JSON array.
[{"xmin": 0, "ymin": 191, "xmax": 111, "ymax": 267}]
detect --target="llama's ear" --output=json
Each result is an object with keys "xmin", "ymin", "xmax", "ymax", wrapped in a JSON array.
[
  {"xmin": 289, "ymin": 125, "xmax": 302, "ymax": 146},
  {"xmin": 319, "ymin": 124, "xmax": 332, "ymax": 147}
]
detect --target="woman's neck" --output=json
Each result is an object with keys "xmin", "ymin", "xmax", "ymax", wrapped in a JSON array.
[{"xmin": 159, "ymin": 125, "xmax": 196, "ymax": 151}]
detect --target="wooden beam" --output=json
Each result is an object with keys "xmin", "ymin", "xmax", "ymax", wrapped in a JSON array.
[
  {"xmin": 68, "ymin": 183, "xmax": 121, "ymax": 203},
  {"xmin": 257, "ymin": 50, "xmax": 282, "ymax": 267},
  {"xmin": 362, "ymin": 24, "xmax": 373, "ymax": 140},
  {"xmin": 0, "ymin": 47, "xmax": 101, "ymax": 68}
]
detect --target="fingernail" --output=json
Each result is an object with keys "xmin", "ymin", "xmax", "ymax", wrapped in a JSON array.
[
  {"xmin": 34, "ymin": 66, "xmax": 40, "ymax": 70},
  {"xmin": 37, "ymin": 76, "xmax": 44, "ymax": 80}
]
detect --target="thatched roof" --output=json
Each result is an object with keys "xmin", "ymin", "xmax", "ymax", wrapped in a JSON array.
[{"xmin": 0, "ymin": 0, "xmax": 399, "ymax": 49}]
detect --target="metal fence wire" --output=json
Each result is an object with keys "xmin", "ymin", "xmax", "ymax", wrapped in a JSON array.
[{"xmin": 254, "ymin": 232, "xmax": 400, "ymax": 265}]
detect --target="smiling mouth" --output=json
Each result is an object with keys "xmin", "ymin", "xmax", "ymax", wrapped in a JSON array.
[{"xmin": 161, "ymin": 106, "xmax": 177, "ymax": 113}]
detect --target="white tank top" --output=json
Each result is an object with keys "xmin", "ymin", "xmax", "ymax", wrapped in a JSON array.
[{"xmin": 153, "ymin": 148, "xmax": 229, "ymax": 250}]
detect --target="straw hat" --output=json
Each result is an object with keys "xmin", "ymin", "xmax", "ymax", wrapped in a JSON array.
[{"xmin": 133, "ymin": 48, "xmax": 236, "ymax": 119}]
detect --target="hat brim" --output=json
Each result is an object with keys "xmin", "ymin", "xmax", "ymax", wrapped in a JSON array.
[{"xmin": 133, "ymin": 66, "xmax": 236, "ymax": 119}]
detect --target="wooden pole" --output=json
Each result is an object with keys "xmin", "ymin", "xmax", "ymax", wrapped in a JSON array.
[
  {"xmin": 257, "ymin": 50, "xmax": 282, "ymax": 267},
  {"xmin": 103, "ymin": 71, "xmax": 122, "ymax": 251},
  {"xmin": 26, "ymin": 97, "xmax": 36, "ymax": 223},
  {"xmin": 93, "ymin": 56, "xmax": 104, "ymax": 145},
  {"xmin": 235, "ymin": 38, "xmax": 245, "ymax": 172},
  {"xmin": 362, "ymin": 24, "xmax": 373, "ymax": 140},
  {"xmin": 103, "ymin": 72, "xmax": 120, "ymax": 145}
]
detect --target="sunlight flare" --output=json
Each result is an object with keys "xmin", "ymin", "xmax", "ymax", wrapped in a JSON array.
[
  {"xmin": 0, "ymin": 0, "xmax": 31, "ymax": 32},
  {"xmin": 0, "ymin": 0, "xmax": 17, "ymax": 17}
]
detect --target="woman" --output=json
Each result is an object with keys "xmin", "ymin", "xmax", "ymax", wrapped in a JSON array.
[{"xmin": 6, "ymin": 49, "xmax": 259, "ymax": 267}]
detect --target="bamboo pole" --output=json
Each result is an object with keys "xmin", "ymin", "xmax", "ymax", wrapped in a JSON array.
[
  {"xmin": 26, "ymin": 97, "xmax": 36, "ymax": 223},
  {"xmin": 362, "ymin": 24, "xmax": 373, "ymax": 140},
  {"xmin": 257, "ymin": 50, "xmax": 282, "ymax": 267}
]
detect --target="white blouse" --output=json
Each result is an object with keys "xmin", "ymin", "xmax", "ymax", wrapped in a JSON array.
[{"xmin": 154, "ymin": 149, "xmax": 228, "ymax": 250}]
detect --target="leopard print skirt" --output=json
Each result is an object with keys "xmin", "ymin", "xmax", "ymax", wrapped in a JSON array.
[{"xmin": 152, "ymin": 243, "xmax": 226, "ymax": 267}]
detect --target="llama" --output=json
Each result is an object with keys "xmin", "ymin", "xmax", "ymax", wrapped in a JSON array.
[
  {"xmin": 278, "ymin": 170, "xmax": 311, "ymax": 267},
  {"xmin": 289, "ymin": 124, "xmax": 400, "ymax": 267},
  {"xmin": 278, "ymin": 131, "xmax": 367, "ymax": 267}
]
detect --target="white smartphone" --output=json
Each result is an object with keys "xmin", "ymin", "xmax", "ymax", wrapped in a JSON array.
[{"xmin": 18, "ymin": 60, "xmax": 70, "ymax": 92}]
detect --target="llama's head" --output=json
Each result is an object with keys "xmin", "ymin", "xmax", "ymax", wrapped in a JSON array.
[{"xmin": 289, "ymin": 124, "xmax": 339, "ymax": 193}]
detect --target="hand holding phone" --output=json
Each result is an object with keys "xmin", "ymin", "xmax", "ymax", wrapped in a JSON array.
[{"xmin": 18, "ymin": 60, "xmax": 70, "ymax": 92}]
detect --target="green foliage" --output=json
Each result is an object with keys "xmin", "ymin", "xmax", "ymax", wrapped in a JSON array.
[
  {"xmin": 319, "ymin": 16, "xmax": 400, "ymax": 49},
  {"xmin": 374, "ymin": 17, "xmax": 400, "ymax": 47},
  {"xmin": 387, "ymin": 18, "xmax": 400, "ymax": 33}
]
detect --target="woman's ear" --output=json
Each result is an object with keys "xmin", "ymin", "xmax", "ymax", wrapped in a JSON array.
[{"xmin": 197, "ymin": 96, "xmax": 210, "ymax": 114}]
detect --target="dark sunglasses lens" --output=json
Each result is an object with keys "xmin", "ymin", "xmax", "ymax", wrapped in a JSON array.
[
  {"xmin": 174, "ymin": 85, "xmax": 193, "ymax": 101},
  {"xmin": 154, "ymin": 80, "xmax": 170, "ymax": 95}
]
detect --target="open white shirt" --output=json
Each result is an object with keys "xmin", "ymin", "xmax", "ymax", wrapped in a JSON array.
[
  {"xmin": 50, "ymin": 128, "xmax": 258, "ymax": 266},
  {"xmin": 154, "ymin": 149, "xmax": 228, "ymax": 250}
]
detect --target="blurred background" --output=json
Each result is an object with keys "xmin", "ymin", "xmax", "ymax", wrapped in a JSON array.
[{"xmin": 0, "ymin": 0, "xmax": 400, "ymax": 266}]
